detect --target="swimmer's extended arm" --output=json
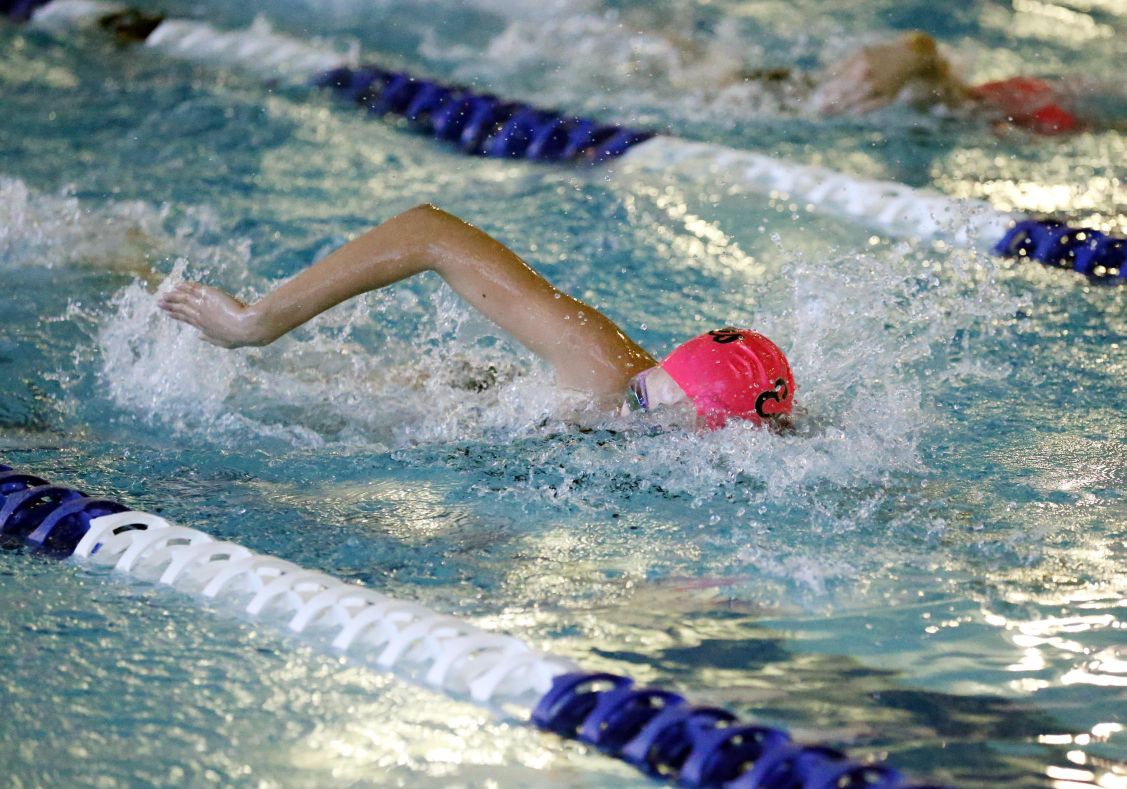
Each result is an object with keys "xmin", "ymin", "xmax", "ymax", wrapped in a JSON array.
[
  {"xmin": 159, "ymin": 204, "xmax": 656, "ymax": 398},
  {"xmin": 812, "ymin": 31, "xmax": 970, "ymax": 115}
]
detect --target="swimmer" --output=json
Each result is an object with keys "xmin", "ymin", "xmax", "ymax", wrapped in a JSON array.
[
  {"xmin": 158, "ymin": 204, "xmax": 796, "ymax": 431},
  {"xmin": 72, "ymin": 8, "xmax": 1121, "ymax": 136},
  {"xmin": 807, "ymin": 30, "xmax": 1117, "ymax": 135},
  {"xmin": 719, "ymin": 30, "xmax": 1120, "ymax": 135}
]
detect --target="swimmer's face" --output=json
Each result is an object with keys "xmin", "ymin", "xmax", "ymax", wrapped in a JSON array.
[{"xmin": 621, "ymin": 366, "xmax": 692, "ymax": 418}]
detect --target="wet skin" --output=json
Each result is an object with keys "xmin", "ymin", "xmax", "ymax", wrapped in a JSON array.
[{"xmin": 159, "ymin": 204, "xmax": 657, "ymax": 406}]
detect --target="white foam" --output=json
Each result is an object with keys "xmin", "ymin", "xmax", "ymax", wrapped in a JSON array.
[
  {"xmin": 29, "ymin": 0, "xmax": 124, "ymax": 31},
  {"xmin": 87, "ymin": 221, "xmax": 1022, "ymax": 525},
  {"xmin": 0, "ymin": 176, "xmax": 168, "ymax": 272},
  {"xmin": 418, "ymin": 7, "xmax": 785, "ymax": 120},
  {"xmin": 97, "ymin": 260, "xmax": 243, "ymax": 430},
  {"xmin": 5, "ymin": 166, "xmax": 1019, "ymax": 523},
  {"xmin": 96, "ymin": 258, "xmax": 582, "ymax": 449},
  {"xmin": 454, "ymin": 243, "xmax": 1021, "ymax": 515}
]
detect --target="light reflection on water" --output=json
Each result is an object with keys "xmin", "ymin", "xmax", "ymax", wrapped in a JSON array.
[{"xmin": 2, "ymin": 0, "xmax": 1126, "ymax": 786}]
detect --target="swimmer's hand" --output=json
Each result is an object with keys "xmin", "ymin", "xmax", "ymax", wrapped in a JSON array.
[
  {"xmin": 158, "ymin": 282, "xmax": 268, "ymax": 348},
  {"xmin": 812, "ymin": 31, "xmax": 965, "ymax": 115}
]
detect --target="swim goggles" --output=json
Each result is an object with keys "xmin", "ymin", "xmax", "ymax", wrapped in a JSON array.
[{"xmin": 623, "ymin": 368, "xmax": 651, "ymax": 412}]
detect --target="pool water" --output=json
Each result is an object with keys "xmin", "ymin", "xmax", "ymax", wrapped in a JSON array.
[{"xmin": 1, "ymin": 0, "xmax": 1124, "ymax": 786}]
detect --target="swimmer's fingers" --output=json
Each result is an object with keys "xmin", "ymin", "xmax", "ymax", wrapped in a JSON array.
[
  {"xmin": 157, "ymin": 285, "xmax": 200, "ymax": 315},
  {"xmin": 159, "ymin": 304, "xmax": 211, "ymax": 340},
  {"xmin": 837, "ymin": 61, "xmax": 886, "ymax": 106},
  {"xmin": 159, "ymin": 303, "xmax": 236, "ymax": 347},
  {"xmin": 157, "ymin": 297, "xmax": 199, "ymax": 320},
  {"xmin": 160, "ymin": 304, "xmax": 202, "ymax": 328},
  {"xmin": 157, "ymin": 287, "xmax": 203, "ymax": 321},
  {"xmin": 157, "ymin": 281, "xmax": 256, "ymax": 348},
  {"xmin": 158, "ymin": 280, "xmax": 210, "ymax": 306},
  {"xmin": 830, "ymin": 78, "xmax": 889, "ymax": 114},
  {"xmin": 812, "ymin": 82, "xmax": 850, "ymax": 115}
]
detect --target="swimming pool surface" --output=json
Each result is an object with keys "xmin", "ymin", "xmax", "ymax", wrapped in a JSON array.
[{"xmin": 1, "ymin": 0, "xmax": 1124, "ymax": 786}]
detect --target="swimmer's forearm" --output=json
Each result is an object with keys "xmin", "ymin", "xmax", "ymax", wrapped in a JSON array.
[
  {"xmin": 243, "ymin": 204, "xmax": 461, "ymax": 343},
  {"xmin": 239, "ymin": 203, "xmax": 652, "ymax": 395},
  {"xmin": 162, "ymin": 205, "xmax": 507, "ymax": 347}
]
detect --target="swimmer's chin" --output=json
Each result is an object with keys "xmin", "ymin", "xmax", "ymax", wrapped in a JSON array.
[{"xmin": 606, "ymin": 395, "xmax": 802, "ymax": 435}]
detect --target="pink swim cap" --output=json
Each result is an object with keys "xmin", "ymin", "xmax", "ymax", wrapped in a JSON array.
[{"xmin": 660, "ymin": 328, "xmax": 796, "ymax": 430}]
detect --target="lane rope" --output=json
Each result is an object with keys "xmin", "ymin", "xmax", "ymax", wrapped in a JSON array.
[
  {"xmin": 0, "ymin": 465, "xmax": 573, "ymax": 707},
  {"xmin": 0, "ymin": 463, "xmax": 955, "ymax": 787},
  {"xmin": 5, "ymin": 0, "xmax": 1124, "ymax": 281}
]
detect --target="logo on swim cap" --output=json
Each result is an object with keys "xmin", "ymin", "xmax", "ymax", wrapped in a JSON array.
[
  {"xmin": 660, "ymin": 328, "xmax": 796, "ymax": 430},
  {"xmin": 707, "ymin": 328, "xmax": 744, "ymax": 344},
  {"xmin": 754, "ymin": 378, "xmax": 790, "ymax": 418}
]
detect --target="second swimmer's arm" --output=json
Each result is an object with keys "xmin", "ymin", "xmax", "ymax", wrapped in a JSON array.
[{"xmin": 159, "ymin": 204, "xmax": 655, "ymax": 398}]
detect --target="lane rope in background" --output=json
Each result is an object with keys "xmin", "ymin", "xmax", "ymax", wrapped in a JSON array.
[
  {"xmin": 0, "ymin": 463, "xmax": 955, "ymax": 788},
  {"xmin": 8, "ymin": 0, "xmax": 1125, "ymax": 283}
]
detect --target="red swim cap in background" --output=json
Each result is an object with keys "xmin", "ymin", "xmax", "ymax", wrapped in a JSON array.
[
  {"xmin": 660, "ymin": 328, "xmax": 796, "ymax": 430},
  {"xmin": 970, "ymin": 77, "xmax": 1080, "ymax": 135}
]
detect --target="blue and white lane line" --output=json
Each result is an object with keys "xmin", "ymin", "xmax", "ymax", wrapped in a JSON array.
[
  {"xmin": 12, "ymin": 0, "xmax": 1126, "ymax": 283},
  {"xmin": 1, "ymin": 465, "xmax": 954, "ymax": 788}
]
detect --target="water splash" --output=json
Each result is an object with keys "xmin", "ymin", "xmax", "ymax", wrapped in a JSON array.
[
  {"xmin": 96, "ymin": 261, "xmax": 589, "ymax": 450},
  {"xmin": 0, "ymin": 176, "xmax": 167, "ymax": 274},
  {"xmin": 417, "ymin": 7, "xmax": 801, "ymax": 123},
  {"xmin": 97, "ymin": 260, "xmax": 242, "ymax": 432},
  {"xmin": 90, "ymin": 223, "xmax": 1023, "ymax": 523},
  {"xmin": 6, "ymin": 171, "xmax": 1021, "ymax": 528}
]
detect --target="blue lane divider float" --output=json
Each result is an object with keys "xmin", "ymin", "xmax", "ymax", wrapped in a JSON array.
[
  {"xmin": 993, "ymin": 219, "xmax": 1126, "ymax": 281},
  {"xmin": 7, "ymin": 0, "xmax": 1126, "ymax": 284},
  {"xmin": 1, "ymin": 0, "xmax": 49, "ymax": 22},
  {"xmin": 0, "ymin": 462, "xmax": 953, "ymax": 788},
  {"xmin": 312, "ymin": 65, "xmax": 655, "ymax": 164}
]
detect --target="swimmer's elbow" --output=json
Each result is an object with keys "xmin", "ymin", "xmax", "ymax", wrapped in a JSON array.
[
  {"xmin": 401, "ymin": 202, "xmax": 456, "ymax": 226},
  {"xmin": 396, "ymin": 203, "xmax": 488, "ymax": 262},
  {"xmin": 405, "ymin": 202, "xmax": 444, "ymax": 217},
  {"xmin": 395, "ymin": 203, "xmax": 472, "ymax": 245}
]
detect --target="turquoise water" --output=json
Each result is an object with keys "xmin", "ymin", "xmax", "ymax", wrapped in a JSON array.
[{"xmin": 1, "ymin": 1, "xmax": 1124, "ymax": 786}]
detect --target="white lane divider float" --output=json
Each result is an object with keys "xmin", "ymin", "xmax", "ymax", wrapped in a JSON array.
[
  {"xmin": 0, "ymin": 461, "xmax": 955, "ymax": 788},
  {"xmin": 72, "ymin": 509, "xmax": 577, "ymax": 708}
]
